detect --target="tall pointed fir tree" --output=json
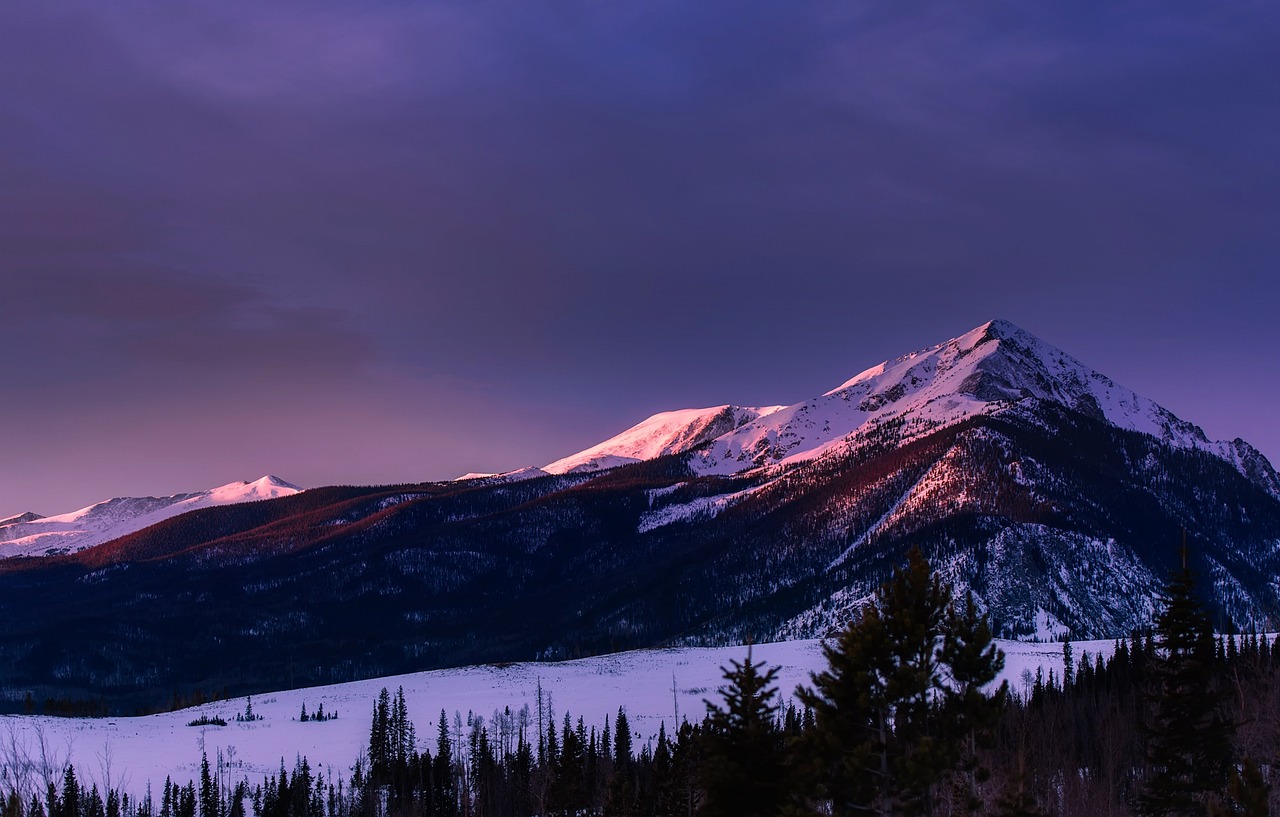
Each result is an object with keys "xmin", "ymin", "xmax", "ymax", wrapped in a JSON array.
[
  {"xmin": 940, "ymin": 591, "xmax": 1008, "ymax": 814},
  {"xmin": 801, "ymin": 548, "xmax": 1004, "ymax": 817},
  {"xmin": 698, "ymin": 650, "xmax": 791, "ymax": 817},
  {"xmin": 1137, "ymin": 550, "xmax": 1235, "ymax": 817}
]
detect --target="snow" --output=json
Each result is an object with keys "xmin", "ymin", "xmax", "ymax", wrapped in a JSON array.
[
  {"xmin": 826, "ymin": 468, "xmax": 929, "ymax": 570},
  {"xmin": 0, "ymin": 637, "xmax": 1109, "ymax": 799},
  {"xmin": 544, "ymin": 405, "xmax": 783, "ymax": 475},
  {"xmin": 537, "ymin": 320, "xmax": 1277, "ymax": 498},
  {"xmin": 451, "ymin": 467, "xmax": 550, "ymax": 485},
  {"xmin": 0, "ymin": 512, "xmax": 44, "ymax": 528},
  {"xmin": 637, "ymin": 486, "xmax": 754, "ymax": 533},
  {"xmin": 0, "ymin": 477, "xmax": 302, "ymax": 560}
]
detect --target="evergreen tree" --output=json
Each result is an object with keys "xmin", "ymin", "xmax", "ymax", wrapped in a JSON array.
[
  {"xmin": 433, "ymin": 710, "xmax": 457, "ymax": 817},
  {"xmin": 199, "ymin": 753, "xmax": 218, "ymax": 817},
  {"xmin": 178, "ymin": 784, "xmax": 196, "ymax": 817},
  {"xmin": 698, "ymin": 651, "xmax": 790, "ymax": 817},
  {"xmin": 613, "ymin": 708, "xmax": 632, "ymax": 768},
  {"xmin": 1138, "ymin": 555, "xmax": 1235, "ymax": 817},
  {"xmin": 799, "ymin": 547, "xmax": 953, "ymax": 817},
  {"xmin": 369, "ymin": 689, "xmax": 391, "ymax": 784},
  {"xmin": 62, "ymin": 767, "xmax": 80, "ymax": 817},
  {"xmin": 604, "ymin": 709, "xmax": 638, "ymax": 817},
  {"xmin": 940, "ymin": 591, "xmax": 1008, "ymax": 814},
  {"xmin": 799, "ymin": 574, "xmax": 895, "ymax": 817}
]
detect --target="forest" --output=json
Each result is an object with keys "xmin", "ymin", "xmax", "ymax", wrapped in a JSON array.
[{"xmin": 2, "ymin": 550, "xmax": 1277, "ymax": 817}]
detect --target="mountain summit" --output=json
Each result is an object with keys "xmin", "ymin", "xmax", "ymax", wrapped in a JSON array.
[{"xmin": 547, "ymin": 320, "xmax": 1279, "ymax": 497}]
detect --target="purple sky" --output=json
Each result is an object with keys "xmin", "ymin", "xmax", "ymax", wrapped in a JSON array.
[{"xmin": 3, "ymin": 2, "xmax": 1279, "ymax": 517}]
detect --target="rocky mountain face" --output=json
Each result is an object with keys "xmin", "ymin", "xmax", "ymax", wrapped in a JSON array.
[{"xmin": 2, "ymin": 321, "xmax": 1277, "ymax": 711}]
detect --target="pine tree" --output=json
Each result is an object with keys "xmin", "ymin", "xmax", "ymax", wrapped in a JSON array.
[
  {"xmin": 62, "ymin": 767, "xmax": 80, "ymax": 817},
  {"xmin": 941, "ymin": 591, "xmax": 1009, "ymax": 814},
  {"xmin": 797, "ymin": 602, "xmax": 886, "ymax": 817},
  {"xmin": 369, "ymin": 689, "xmax": 391, "ymax": 784},
  {"xmin": 699, "ymin": 650, "xmax": 790, "ymax": 817},
  {"xmin": 199, "ymin": 753, "xmax": 218, "ymax": 817},
  {"xmin": 604, "ymin": 709, "xmax": 638, "ymax": 817},
  {"xmin": 614, "ymin": 707, "xmax": 632, "ymax": 767},
  {"xmin": 1138, "ymin": 554, "xmax": 1235, "ymax": 817},
  {"xmin": 799, "ymin": 548, "xmax": 952, "ymax": 817},
  {"xmin": 433, "ymin": 710, "xmax": 457, "ymax": 817}
]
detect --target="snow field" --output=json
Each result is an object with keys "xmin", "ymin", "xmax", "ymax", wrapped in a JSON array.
[{"xmin": 0, "ymin": 637, "xmax": 1109, "ymax": 799}]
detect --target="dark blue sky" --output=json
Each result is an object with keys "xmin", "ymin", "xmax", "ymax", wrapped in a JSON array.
[{"xmin": 3, "ymin": 1, "xmax": 1278, "ymax": 516}]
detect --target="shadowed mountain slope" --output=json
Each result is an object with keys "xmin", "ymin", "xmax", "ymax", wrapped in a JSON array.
[{"xmin": 2, "ymin": 321, "xmax": 1277, "ymax": 712}]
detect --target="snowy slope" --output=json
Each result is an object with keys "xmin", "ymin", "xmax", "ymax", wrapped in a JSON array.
[
  {"xmin": 544, "ymin": 405, "xmax": 783, "ymax": 474},
  {"xmin": 0, "ymin": 638, "xmax": 1105, "ymax": 799},
  {"xmin": 544, "ymin": 320, "xmax": 1279, "ymax": 496},
  {"xmin": 0, "ymin": 476, "xmax": 302, "ymax": 559},
  {"xmin": 452, "ymin": 466, "xmax": 550, "ymax": 484}
]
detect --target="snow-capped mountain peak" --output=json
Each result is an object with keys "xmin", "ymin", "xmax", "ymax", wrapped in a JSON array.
[
  {"xmin": 208, "ymin": 475, "xmax": 303, "ymax": 502},
  {"xmin": 543, "ymin": 320, "xmax": 1279, "ymax": 496},
  {"xmin": 697, "ymin": 318, "xmax": 1264, "ymax": 476},
  {"xmin": 0, "ymin": 512, "xmax": 44, "ymax": 528},
  {"xmin": 0, "ymin": 475, "xmax": 303, "ymax": 559}
]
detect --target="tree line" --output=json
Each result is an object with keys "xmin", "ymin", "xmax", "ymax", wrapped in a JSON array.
[{"xmin": 4, "ymin": 548, "xmax": 1278, "ymax": 816}]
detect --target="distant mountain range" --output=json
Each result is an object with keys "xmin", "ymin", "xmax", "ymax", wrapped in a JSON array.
[
  {"xmin": 0, "ymin": 475, "xmax": 301, "ymax": 559},
  {"xmin": 2, "ymin": 320, "xmax": 1277, "ymax": 711}
]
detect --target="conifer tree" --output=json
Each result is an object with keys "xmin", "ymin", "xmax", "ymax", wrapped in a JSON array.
[
  {"xmin": 941, "ymin": 591, "xmax": 1008, "ymax": 814},
  {"xmin": 62, "ymin": 767, "xmax": 80, "ymax": 817},
  {"xmin": 614, "ymin": 708, "xmax": 632, "ymax": 768},
  {"xmin": 433, "ymin": 710, "xmax": 457, "ymax": 817},
  {"xmin": 699, "ymin": 651, "xmax": 790, "ymax": 817},
  {"xmin": 198, "ymin": 753, "xmax": 218, "ymax": 817},
  {"xmin": 604, "ymin": 709, "xmax": 638, "ymax": 817},
  {"xmin": 800, "ymin": 548, "xmax": 954, "ymax": 817},
  {"xmin": 1138, "ymin": 554, "xmax": 1235, "ymax": 817},
  {"xmin": 369, "ymin": 689, "xmax": 391, "ymax": 784}
]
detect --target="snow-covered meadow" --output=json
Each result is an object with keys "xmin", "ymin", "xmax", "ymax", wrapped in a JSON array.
[{"xmin": 0, "ymin": 637, "xmax": 1110, "ymax": 799}]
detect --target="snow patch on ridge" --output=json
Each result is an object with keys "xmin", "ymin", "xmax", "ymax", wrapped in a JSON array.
[
  {"xmin": 637, "ymin": 486, "xmax": 754, "ymax": 533},
  {"xmin": 452, "ymin": 466, "xmax": 550, "ymax": 485}
]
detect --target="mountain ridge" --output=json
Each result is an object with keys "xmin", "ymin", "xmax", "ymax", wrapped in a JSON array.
[
  {"xmin": 541, "ymin": 320, "xmax": 1279, "ymax": 497},
  {"xmin": 2, "ymin": 320, "xmax": 1277, "ymax": 710},
  {"xmin": 0, "ymin": 475, "xmax": 302, "ymax": 559}
]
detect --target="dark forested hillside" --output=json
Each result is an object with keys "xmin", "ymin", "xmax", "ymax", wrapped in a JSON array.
[{"xmin": 2, "ymin": 395, "xmax": 1279, "ymax": 712}]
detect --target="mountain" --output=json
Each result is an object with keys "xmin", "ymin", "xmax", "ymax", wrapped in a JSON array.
[
  {"xmin": 1, "ymin": 320, "xmax": 1277, "ymax": 711},
  {"xmin": 549, "ymin": 320, "xmax": 1280, "ymax": 493},
  {"xmin": 0, "ymin": 476, "xmax": 302, "ymax": 559}
]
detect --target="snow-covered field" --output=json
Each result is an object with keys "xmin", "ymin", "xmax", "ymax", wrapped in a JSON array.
[{"xmin": 0, "ymin": 637, "xmax": 1109, "ymax": 798}]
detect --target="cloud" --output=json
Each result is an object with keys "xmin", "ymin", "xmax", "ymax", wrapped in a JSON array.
[{"xmin": 1, "ymin": 0, "xmax": 1278, "ymax": 515}]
